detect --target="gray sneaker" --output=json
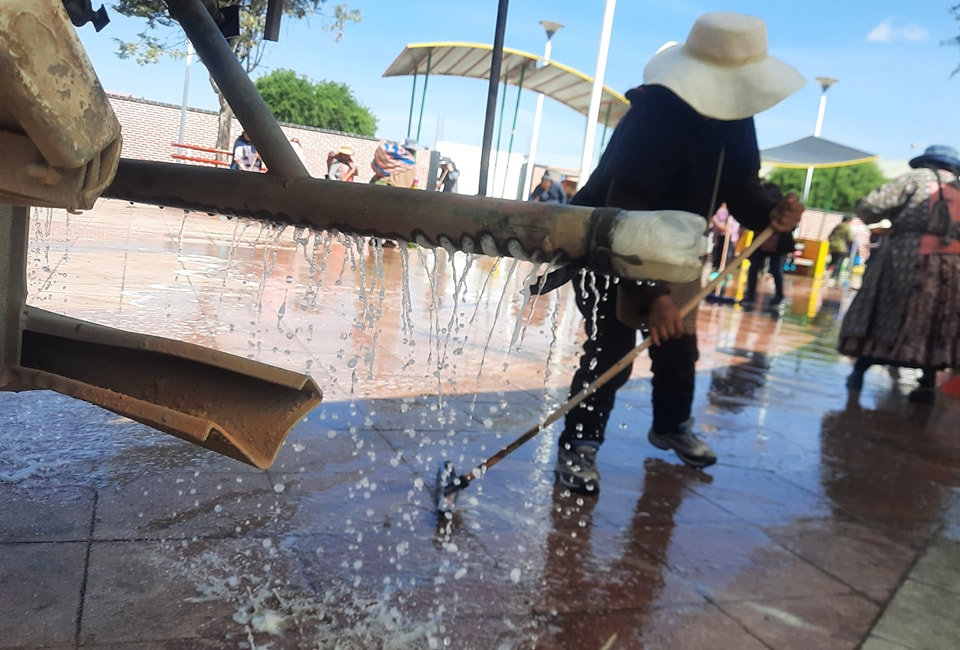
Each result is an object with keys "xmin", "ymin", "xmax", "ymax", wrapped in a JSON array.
[
  {"xmin": 554, "ymin": 444, "xmax": 600, "ymax": 495},
  {"xmin": 648, "ymin": 419, "xmax": 717, "ymax": 468}
]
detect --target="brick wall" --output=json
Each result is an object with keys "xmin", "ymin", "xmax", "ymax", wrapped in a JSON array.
[{"xmin": 107, "ymin": 94, "xmax": 430, "ymax": 185}]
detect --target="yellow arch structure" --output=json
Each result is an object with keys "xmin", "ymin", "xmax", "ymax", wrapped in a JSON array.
[{"xmin": 382, "ymin": 42, "xmax": 630, "ymax": 141}]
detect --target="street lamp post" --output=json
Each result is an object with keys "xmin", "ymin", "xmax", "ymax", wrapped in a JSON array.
[
  {"xmin": 801, "ymin": 76, "xmax": 838, "ymax": 204},
  {"xmin": 177, "ymin": 42, "xmax": 194, "ymax": 150},
  {"xmin": 578, "ymin": 0, "xmax": 617, "ymax": 188},
  {"xmin": 521, "ymin": 20, "xmax": 563, "ymax": 200}
]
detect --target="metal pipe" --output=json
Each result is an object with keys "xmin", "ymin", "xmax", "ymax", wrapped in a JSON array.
[
  {"xmin": 503, "ymin": 63, "xmax": 526, "ymax": 198},
  {"xmin": 263, "ymin": 0, "xmax": 283, "ymax": 42},
  {"xmin": 165, "ymin": 0, "xmax": 308, "ymax": 180},
  {"xmin": 478, "ymin": 0, "xmax": 509, "ymax": 196},
  {"xmin": 0, "ymin": 205, "xmax": 28, "ymax": 370},
  {"xmin": 107, "ymin": 158, "xmax": 600, "ymax": 265}
]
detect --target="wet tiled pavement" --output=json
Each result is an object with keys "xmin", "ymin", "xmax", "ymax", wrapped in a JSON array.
[{"xmin": 1, "ymin": 199, "xmax": 958, "ymax": 649}]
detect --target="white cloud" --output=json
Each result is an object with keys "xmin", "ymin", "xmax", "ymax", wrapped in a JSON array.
[
  {"xmin": 867, "ymin": 18, "xmax": 894, "ymax": 42},
  {"xmin": 900, "ymin": 24, "xmax": 930, "ymax": 42},
  {"xmin": 867, "ymin": 17, "xmax": 929, "ymax": 43}
]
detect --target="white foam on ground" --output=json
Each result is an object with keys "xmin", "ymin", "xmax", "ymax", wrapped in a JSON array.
[{"xmin": 171, "ymin": 541, "xmax": 456, "ymax": 649}]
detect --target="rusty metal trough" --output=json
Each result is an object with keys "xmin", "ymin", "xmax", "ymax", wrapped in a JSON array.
[{"xmin": 0, "ymin": 0, "xmax": 323, "ymax": 469}]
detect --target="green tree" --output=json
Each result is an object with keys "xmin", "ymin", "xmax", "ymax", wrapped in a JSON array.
[
  {"xmin": 254, "ymin": 69, "xmax": 376, "ymax": 135},
  {"xmin": 112, "ymin": 0, "xmax": 361, "ymax": 150},
  {"xmin": 765, "ymin": 162, "xmax": 888, "ymax": 213}
]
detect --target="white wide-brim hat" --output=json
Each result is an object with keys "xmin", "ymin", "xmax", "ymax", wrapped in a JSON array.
[{"xmin": 643, "ymin": 12, "xmax": 806, "ymax": 121}]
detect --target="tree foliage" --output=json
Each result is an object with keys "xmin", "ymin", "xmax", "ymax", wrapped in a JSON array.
[
  {"xmin": 765, "ymin": 162, "xmax": 888, "ymax": 213},
  {"xmin": 948, "ymin": 3, "xmax": 960, "ymax": 76},
  {"xmin": 254, "ymin": 69, "xmax": 376, "ymax": 135},
  {"xmin": 111, "ymin": 0, "xmax": 361, "ymax": 148}
]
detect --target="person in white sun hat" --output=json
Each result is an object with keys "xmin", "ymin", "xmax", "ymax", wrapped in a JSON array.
[{"xmin": 543, "ymin": 12, "xmax": 807, "ymax": 493}]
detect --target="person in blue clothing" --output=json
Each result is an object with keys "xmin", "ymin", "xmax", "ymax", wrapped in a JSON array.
[
  {"xmin": 529, "ymin": 171, "xmax": 568, "ymax": 204},
  {"xmin": 551, "ymin": 12, "xmax": 805, "ymax": 494}
]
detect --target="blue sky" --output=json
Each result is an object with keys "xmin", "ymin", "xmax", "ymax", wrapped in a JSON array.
[{"xmin": 79, "ymin": 1, "xmax": 960, "ymax": 172}]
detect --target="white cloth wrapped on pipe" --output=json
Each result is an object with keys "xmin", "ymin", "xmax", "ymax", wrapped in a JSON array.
[{"xmin": 608, "ymin": 210, "xmax": 709, "ymax": 283}]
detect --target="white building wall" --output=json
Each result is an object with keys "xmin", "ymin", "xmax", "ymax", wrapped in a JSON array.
[{"xmin": 433, "ymin": 141, "xmax": 529, "ymax": 200}]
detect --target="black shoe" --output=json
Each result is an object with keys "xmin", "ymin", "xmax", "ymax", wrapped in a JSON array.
[
  {"xmin": 554, "ymin": 444, "xmax": 600, "ymax": 495},
  {"xmin": 648, "ymin": 419, "xmax": 717, "ymax": 469},
  {"xmin": 908, "ymin": 386, "xmax": 936, "ymax": 405}
]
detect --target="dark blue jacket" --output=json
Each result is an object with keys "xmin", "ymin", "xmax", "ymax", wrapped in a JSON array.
[
  {"xmin": 530, "ymin": 182, "xmax": 568, "ymax": 204},
  {"xmin": 572, "ymin": 85, "xmax": 776, "ymax": 233}
]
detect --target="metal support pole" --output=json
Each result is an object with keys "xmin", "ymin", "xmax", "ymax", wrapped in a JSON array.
[
  {"xmin": 0, "ymin": 205, "xmax": 28, "ymax": 371},
  {"xmin": 802, "ymin": 78, "xmax": 837, "ymax": 205},
  {"xmin": 578, "ymin": 0, "xmax": 616, "ymax": 187},
  {"xmin": 524, "ymin": 91, "xmax": 546, "ymax": 198},
  {"xmin": 478, "ymin": 0, "xmax": 509, "ymax": 196},
  {"xmin": 415, "ymin": 51, "xmax": 432, "ymax": 143},
  {"xmin": 407, "ymin": 70, "xmax": 418, "ymax": 139},
  {"xmin": 823, "ymin": 167, "xmax": 840, "ymax": 213},
  {"xmin": 522, "ymin": 21, "xmax": 562, "ymax": 200},
  {"xmin": 801, "ymin": 165, "xmax": 816, "ymax": 205},
  {"xmin": 491, "ymin": 75, "xmax": 510, "ymax": 196},
  {"xmin": 177, "ymin": 42, "xmax": 194, "ymax": 148},
  {"xmin": 165, "ymin": 0, "xmax": 308, "ymax": 180},
  {"xmin": 502, "ymin": 64, "xmax": 526, "ymax": 198},
  {"xmin": 816, "ymin": 166, "xmax": 841, "ymax": 240},
  {"xmin": 599, "ymin": 102, "xmax": 613, "ymax": 153}
]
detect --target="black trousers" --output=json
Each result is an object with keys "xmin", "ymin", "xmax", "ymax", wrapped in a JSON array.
[
  {"xmin": 559, "ymin": 273, "xmax": 699, "ymax": 449},
  {"xmin": 828, "ymin": 252, "xmax": 846, "ymax": 279},
  {"xmin": 745, "ymin": 252, "xmax": 785, "ymax": 302}
]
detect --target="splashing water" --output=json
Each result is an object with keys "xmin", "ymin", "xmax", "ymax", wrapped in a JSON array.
[{"xmin": 18, "ymin": 200, "xmax": 594, "ymax": 646}]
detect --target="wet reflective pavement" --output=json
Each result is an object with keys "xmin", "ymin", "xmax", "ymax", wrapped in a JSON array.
[{"xmin": 2, "ymin": 200, "xmax": 959, "ymax": 649}]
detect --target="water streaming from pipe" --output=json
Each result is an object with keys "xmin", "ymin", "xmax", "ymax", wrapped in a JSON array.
[{"xmin": 17, "ymin": 200, "xmax": 609, "ymax": 646}]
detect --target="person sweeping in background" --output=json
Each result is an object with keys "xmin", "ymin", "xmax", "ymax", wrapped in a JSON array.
[
  {"xmin": 544, "ymin": 12, "xmax": 805, "ymax": 495},
  {"xmin": 740, "ymin": 229, "xmax": 796, "ymax": 310},
  {"xmin": 840, "ymin": 144, "xmax": 960, "ymax": 404},
  {"xmin": 710, "ymin": 202, "xmax": 740, "ymax": 271}
]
